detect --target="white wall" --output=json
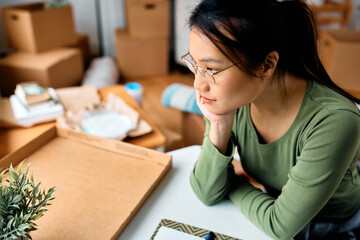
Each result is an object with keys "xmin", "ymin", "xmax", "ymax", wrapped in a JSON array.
[
  {"xmin": 67, "ymin": 0, "xmax": 100, "ymax": 55},
  {"xmin": 98, "ymin": 0, "xmax": 126, "ymax": 57},
  {"xmin": 174, "ymin": 0, "xmax": 200, "ymax": 66},
  {"xmin": 350, "ymin": 0, "xmax": 360, "ymax": 29}
]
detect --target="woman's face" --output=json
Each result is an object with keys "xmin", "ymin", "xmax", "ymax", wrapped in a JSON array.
[{"xmin": 189, "ymin": 28, "xmax": 266, "ymax": 115}]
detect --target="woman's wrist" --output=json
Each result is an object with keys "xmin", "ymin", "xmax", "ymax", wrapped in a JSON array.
[{"xmin": 209, "ymin": 119, "xmax": 234, "ymax": 155}]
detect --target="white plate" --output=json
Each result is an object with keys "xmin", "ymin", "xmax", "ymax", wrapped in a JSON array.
[{"xmin": 81, "ymin": 110, "xmax": 135, "ymax": 139}]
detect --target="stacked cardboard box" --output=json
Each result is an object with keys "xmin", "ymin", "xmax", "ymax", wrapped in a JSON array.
[
  {"xmin": 0, "ymin": 2, "xmax": 88, "ymax": 97},
  {"xmin": 67, "ymin": 34, "xmax": 92, "ymax": 68},
  {"xmin": 115, "ymin": 0, "xmax": 170, "ymax": 78},
  {"xmin": 318, "ymin": 29, "xmax": 360, "ymax": 98}
]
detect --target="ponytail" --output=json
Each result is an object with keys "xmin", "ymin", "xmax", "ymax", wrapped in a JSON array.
[{"xmin": 279, "ymin": 0, "xmax": 360, "ymax": 104}]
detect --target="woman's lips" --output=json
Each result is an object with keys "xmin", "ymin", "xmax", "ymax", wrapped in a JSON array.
[{"xmin": 200, "ymin": 95, "xmax": 216, "ymax": 104}]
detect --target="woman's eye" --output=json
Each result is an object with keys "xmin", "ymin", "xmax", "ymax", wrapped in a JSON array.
[{"xmin": 206, "ymin": 67, "xmax": 217, "ymax": 73}]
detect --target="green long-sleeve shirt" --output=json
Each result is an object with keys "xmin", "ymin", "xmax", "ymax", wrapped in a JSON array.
[{"xmin": 190, "ymin": 80, "xmax": 360, "ymax": 240}]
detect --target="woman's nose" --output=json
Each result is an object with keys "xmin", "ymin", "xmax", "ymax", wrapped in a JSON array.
[{"xmin": 193, "ymin": 72, "xmax": 210, "ymax": 91}]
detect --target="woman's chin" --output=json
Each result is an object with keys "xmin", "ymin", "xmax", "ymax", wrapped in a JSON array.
[{"xmin": 205, "ymin": 105, "xmax": 234, "ymax": 115}]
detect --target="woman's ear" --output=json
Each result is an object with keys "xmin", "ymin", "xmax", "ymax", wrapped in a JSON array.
[{"xmin": 260, "ymin": 51, "xmax": 279, "ymax": 79}]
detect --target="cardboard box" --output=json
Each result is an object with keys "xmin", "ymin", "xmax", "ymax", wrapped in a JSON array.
[
  {"xmin": 115, "ymin": 29, "xmax": 169, "ymax": 78},
  {"xmin": 0, "ymin": 48, "xmax": 83, "ymax": 97},
  {"xmin": 2, "ymin": 2, "xmax": 77, "ymax": 53},
  {"xmin": 0, "ymin": 126, "xmax": 172, "ymax": 239},
  {"xmin": 182, "ymin": 112, "xmax": 205, "ymax": 147},
  {"xmin": 125, "ymin": 0, "xmax": 170, "ymax": 38},
  {"xmin": 318, "ymin": 30, "xmax": 360, "ymax": 94},
  {"xmin": 68, "ymin": 34, "xmax": 92, "ymax": 68}
]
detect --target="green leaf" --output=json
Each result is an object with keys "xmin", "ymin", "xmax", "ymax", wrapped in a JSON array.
[
  {"xmin": 17, "ymin": 223, "xmax": 29, "ymax": 231},
  {"xmin": 30, "ymin": 170, "xmax": 34, "ymax": 183},
  {"xmin": 23, "ymin": 214, "xmax": 30, "ymax": 223},
  {"xmin": 0, "ymin": 161, "xmax": 56, "ymax": 237},
  {"xmin": 32, "ymin": 183, "xmax": 40, "ymax": 196},
  {"xmin": 0, "ymin": 169, "xmax": 8, "ymax": 184},
  {"xmin": 9, "ymin": 204, "xmax": 19, "ymax": 210},
  {"xmin": 9, "ymin": 164, "xmax": 18, "ymax": 181},
  {"xmin": 18, "ymin": 161, "xmax": 24, "ymax": 174},
  {"xmin": 6, "ymin": 218, "xmax": 13, "ymax": 230},
  {"xmin": 30, "ymin": 213, "xmax": 43, "ymax": 221},
  {"xmin": 17, "ymin": 231, "xmax": 26, "ymax": 237},
  {"xmin": 12, "ymin": 195, "xmax": 22, "ymax": 204},
  {"xmin": 48, "ymin": 186, "xmax": 56, "ymax": 195}
]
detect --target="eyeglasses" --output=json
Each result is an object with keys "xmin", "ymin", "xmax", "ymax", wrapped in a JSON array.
[{"xmin": 180, "ymin": 52, "xmax": 238, "ymax": 84}]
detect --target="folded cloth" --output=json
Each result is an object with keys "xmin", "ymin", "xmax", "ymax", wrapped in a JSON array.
[{"xmin": 162, "ymin": 84, "xmax": 202, "ymax": 115}]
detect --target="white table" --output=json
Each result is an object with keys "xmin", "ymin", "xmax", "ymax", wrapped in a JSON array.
[{"xmin": 118, "ymin": 145, "xmax": 272, "ymax": 240}]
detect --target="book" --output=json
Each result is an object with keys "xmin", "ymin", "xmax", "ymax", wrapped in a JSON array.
[
  {"xmin": 9, "ymin": 94, "xmax": 64, "ymax": 126},
  {"xmin": 15, "ymin": 82, "xmax": 52, "ymax": 106}
]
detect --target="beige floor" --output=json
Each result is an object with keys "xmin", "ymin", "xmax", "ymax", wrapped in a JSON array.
[{"xmin": 123, "ymin": 70, "xmax": 195, "ymax": 151}]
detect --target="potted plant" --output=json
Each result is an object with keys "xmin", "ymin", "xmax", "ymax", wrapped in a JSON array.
[{"xmin": 0, "ymin": 161, "xmax": 56, "ymax": 239}]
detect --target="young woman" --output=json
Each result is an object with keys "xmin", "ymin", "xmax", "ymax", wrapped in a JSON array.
[{"xmin": 184, "ymin": 0, "xmax": 360, "ymax": 239}]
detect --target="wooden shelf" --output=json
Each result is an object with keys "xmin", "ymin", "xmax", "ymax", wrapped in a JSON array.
[{"xmin": 309, "ymin": 0, "xmax": 352, "ymax": 27}]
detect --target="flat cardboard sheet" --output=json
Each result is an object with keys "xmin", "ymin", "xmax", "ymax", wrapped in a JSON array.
[
  {"xmin": 0, "ymin": 126, "xmax": 172, "ymax": 239},
  {"xmin": 55, "ymin": 85, "xmax": 101, "ymax": 112}
]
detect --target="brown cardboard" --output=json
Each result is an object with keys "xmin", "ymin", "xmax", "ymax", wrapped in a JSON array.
[
  {"xmin": 182, "ymin": 112, "xmax": 205, "ymax": 146},
  {"xmin": 0, "ymin": 126, "xmax": 172, "ymax": 239},
  {"xmin": 0, "ymin": 48, "xmax": 84, "ymax": 97},
  {"xmin": 0, "ymin": 97, "xmax": 27, "ymax": 128},
  {"xmin": 2, "ymin": 2, "xmax": 77, "ymax": 53},
  {"xmin": 0, "ymin": 118, "xmax": 54, "ymax": 158},
  {"xmin": 67, "ymin": 34, "xmax": 92, "ymax": 67},
  {"xmin": 318, "ymin": 30, "xmax": 360, "ymax": 94},
  {"xmin": 125, "ymin": 0, "xmax": 170, "ymax": 38},
  {"xmin": 115, "ymin": 29, "xmax": 169, "ymax": 78},
  {"xmin": 55, "ymin": 85, "xmax": 100, "ymax": 112}
]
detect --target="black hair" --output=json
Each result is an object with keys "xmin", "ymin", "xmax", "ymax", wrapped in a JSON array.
[{"xmin": 189, "ymin": 0, "xmax": 360, "ymax": 104}]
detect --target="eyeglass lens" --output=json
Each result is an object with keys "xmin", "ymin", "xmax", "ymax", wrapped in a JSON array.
[
  {"xmin": 183, "ymin": 56, "xmax": 214, "ymax": 83},
  {"xmin": 184, "ymin": 59, "xmax": 196, "ymax": 74}
]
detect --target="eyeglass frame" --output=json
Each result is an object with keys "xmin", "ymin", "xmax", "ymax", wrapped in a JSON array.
[{"xmin": 180, "ymin": 52, "xmax": 238, "ymax": 83}]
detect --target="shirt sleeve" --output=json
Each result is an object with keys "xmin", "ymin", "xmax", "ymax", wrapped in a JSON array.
[
  {"xmin": 190, "ymin": 117, "xmax": 243, "ymax": 206},
  {"xmin": 229, "ymin": 110, "xmax": 360, "ymax": 240},
  {"xmin": 190, "ymin": 109, "xmax": 360, "ymax": 240}
]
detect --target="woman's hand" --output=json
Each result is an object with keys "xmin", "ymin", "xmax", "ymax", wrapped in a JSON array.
[{"xmin": 196, "ymin": 90, "xmax": 236, "ymax": 154}]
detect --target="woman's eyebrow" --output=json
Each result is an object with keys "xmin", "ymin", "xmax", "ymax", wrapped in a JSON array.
[
  {"xmin": 198, "ymin": 57, "xmax": 224, "ymax": 64},
  {"xmin": 188, "ymin": 52, "xmax": 224, "ymax": 64}
]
